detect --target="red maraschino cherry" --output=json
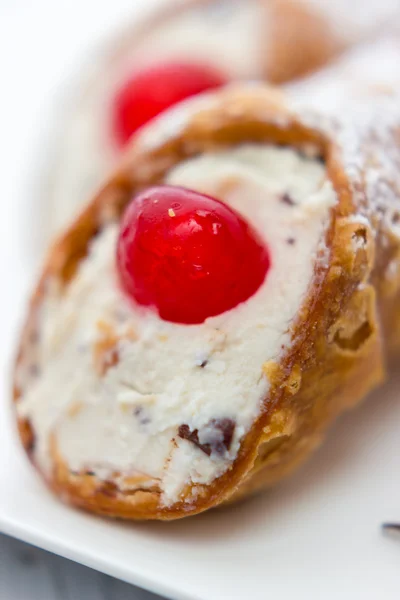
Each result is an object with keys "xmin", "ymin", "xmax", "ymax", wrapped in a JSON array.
[
  {"xmin": 112, "ymin": 61, "xmax": 228, "ymax": 146},
  {"xmin": 116, "ymin": 186, "xmax": 270, "ymax": 324}
]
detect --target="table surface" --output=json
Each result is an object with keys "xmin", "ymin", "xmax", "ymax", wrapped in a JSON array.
[{"xmin": 0, "ymin": 533, "xmax": 161, "ymax": 600}]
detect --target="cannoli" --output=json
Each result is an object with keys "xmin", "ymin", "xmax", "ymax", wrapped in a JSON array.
[{"xmin": 15, "ymin": 83, "xmax": 400, "ymax": 519}]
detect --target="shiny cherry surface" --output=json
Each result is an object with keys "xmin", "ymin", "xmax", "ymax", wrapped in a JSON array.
[
  {"xmin": 117, "ymin": 185, "xmax": 270, "ymax": 324},
  {"xmin": 112, "ymin": 61, "xmax": 227, "ymax": 146}
]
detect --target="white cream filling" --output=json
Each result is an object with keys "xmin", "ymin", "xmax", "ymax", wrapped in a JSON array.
[
  {"xmin": 19, "ymin": 145, "xmax": 336, "ymax": 506},
  {"xmin": 47, "ymin": 0, "xmax": 265, "ymax": 239}
]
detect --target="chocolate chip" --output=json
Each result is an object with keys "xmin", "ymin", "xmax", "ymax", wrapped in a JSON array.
[
  {"xmin": 178, "ymin": 424, "xmax": 209, "ymax": 455},
  {"xmin": 134, "ymin": 405, "xmax": 150, "ymax": 425},
  {"xmin": 208, "ymin": 418, "xmax": 235, "ymax": 454},
  {"xmin": 195, "ymin": 352, "xmax": 209, "ymax": 368},
  {"xmin": 287, "ymin": 237, "xmax": 296, "ymax": 245},
  {"xmin": 99, "ymin": 480, "xmax": 118, "ymax": 497},
  {"xmin": 281, "ymin": 193, "xmax": 296, "ymax": 206},
  {"xmin": 178, "ymin": 418, "xmax": 236, "ymax": 457}
]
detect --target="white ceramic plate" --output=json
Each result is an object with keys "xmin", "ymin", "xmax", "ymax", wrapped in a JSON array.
[{"xmin": 2, "ymin": 2, "xmax": 400, "ymax": 600}]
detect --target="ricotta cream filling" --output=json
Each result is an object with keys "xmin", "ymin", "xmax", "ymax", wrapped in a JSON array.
[{"xmin": 19, "ymin": 144, "xmax": 337, "ymax": 505}]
